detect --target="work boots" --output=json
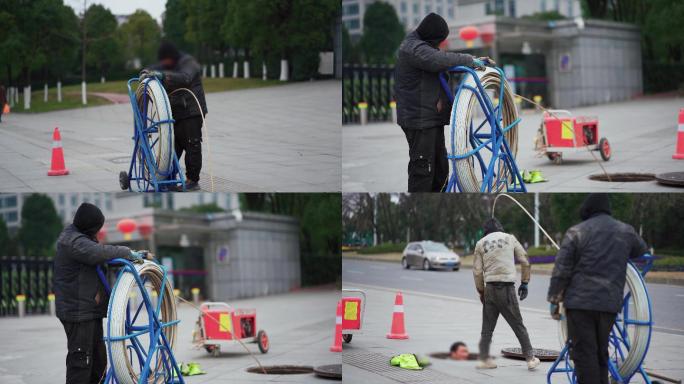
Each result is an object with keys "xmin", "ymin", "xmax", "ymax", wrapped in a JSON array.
[
  {"xmin": 476, "ymin": 358, "xmax": 497, "ymax": 369},
  {"xmin": 527, "ymin": 356, "xmax": 541, "ymax": 371}
]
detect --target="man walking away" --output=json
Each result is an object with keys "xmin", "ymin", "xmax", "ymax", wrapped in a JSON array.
[
  {"xmin": 547, "ymin": 194, "xmax": 648, "ymax": 384},
  {"xmin": 54, "ymin": 203, "xmax": 145, "ymax": 384},
  {"xmin": 473, "ymin": 217, "xmax": 540, "ymax": 371},
  {"xmin": 394, "ymin": 12, "xmax": 493, "ymax": 192},
  {"xmin": 140, "ymin": 41, "xmax": 208, "ymax": 191}
]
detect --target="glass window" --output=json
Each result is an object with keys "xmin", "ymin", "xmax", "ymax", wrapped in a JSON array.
[
  {"xmin": 448, "ymin": 6, "xmax": 455, "ymax": 18},
  {"xmin": 541, "ymin": 0, "xmax": 546, "ymax": 12},
  {"xmin": 6, "ymin": 196, "xmax": 17, "ymax": 207},
  {"xmin": 344, "ymin": 18, "xmax": 360, "ymax": 30},
  {"xmin": 400, "ymin": 1, "xmax": 407, "ymax": 13},
  {"xmin": 6, "ymin": 211, "xmax": 17, "ymax": 223},
  {"xmin": 343, "ymin": 3, "xmax": 359, "ymax": 16},
  {"xmin": 423, "ymin": 242, "xmax": 450, "ymax": 252},
  {"xmin": 568, "ymin": 0, "xmax": 573, "ymax": 17},
  {"xmin": 58, "ymin": 194, "xmax": 65, "ymax": 205},
  {"xmin": 509, "ymin": 0, "xmax": 516, "ymax": 17},
  {"xmin": 71, "ymin": 194, "xmax": 77, "ymax": 206},
  {"xmin": 413, "ymin": 3, "xmax": 419, "ymax": 13},
  {"xmin": 436, "ymin": 5, "xmax": 443, "ymax": 15},
  {"xmin": 554, "ymin": 0, "xmax": 560, "ymax": 11}
]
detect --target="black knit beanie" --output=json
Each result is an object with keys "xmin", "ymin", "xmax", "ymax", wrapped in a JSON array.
[
  {"xmin": 73, "ymin": 203, "xmax": 105, "ymax": 238},
  {"xmin": 416, "ymin": 13, "xmax": 450, "ymax": 46}
]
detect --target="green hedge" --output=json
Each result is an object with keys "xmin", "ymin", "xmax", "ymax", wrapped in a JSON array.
[
  {"xmin": 357, "ymin": 242, "xmax": 407, "ymax": 254},
  {"xmin": 526, "ymin": 246, "xmax": 557, "ymax": 257}
]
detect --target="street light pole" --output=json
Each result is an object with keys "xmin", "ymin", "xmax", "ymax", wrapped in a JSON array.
[{"xmin": 81, "ymin": 0, "xmax": 87, "ymax": 105}]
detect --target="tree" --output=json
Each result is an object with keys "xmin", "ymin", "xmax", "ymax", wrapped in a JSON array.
[
  {"xmin": 359, "ymin": 2, "xmax": 404, "ymax": 64},
  {"xmin": 185, "ymin": 0, "xmax": 228, "ymax": 63},
  {"xmin": 118, "ymin": 10, "xmax": 161, "ymax": 69},
  {"xmin": 84, "ymin": 4, "xmax": 120, "ymax": 81},
  {"xmin": 0, "ymin": 215, "xmax": 9, "ymax": 256},
  {"xmin": 162, "ymin": 0, "xmax": 195, "ymax": 54},
  {"xmin": 18, "ymin": 194, "xmax": 63, "ymax": 257}
]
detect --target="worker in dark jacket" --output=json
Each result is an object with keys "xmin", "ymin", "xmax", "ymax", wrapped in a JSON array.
[
  {"xmin": 140, "ymin": 41, "xmax": 208, "ymax": 191},
  {"xmin": 547, "ymin": 194, "xmax": 648, "ymax": 384},
  {"xmin": 394, "ymin": 13, "xmax": 493, "ymax": 192},
  {"xmin": 54, "ymin": 203, "xmax": 143, "ymax": 384}
]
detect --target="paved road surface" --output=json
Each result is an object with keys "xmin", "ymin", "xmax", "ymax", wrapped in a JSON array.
[
  {"xmin": 342, "ymin": 95, "xmax": 684, "ymax": 192},
  {"xmin": 0, "ymin": 288, "xmax": 339, "ymax": 384},
  {"xmin": 343, "ymin": 258, "xmax": 684, "ymax": 335},
  {"xmin": 0, "ymin": 80, "xmax": 340, "ymax": 192}
]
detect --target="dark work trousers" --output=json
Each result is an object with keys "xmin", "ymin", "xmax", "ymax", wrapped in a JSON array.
[
  {"xmin": 174, "ymin": 116, "xmax": 203, "ymax": 182},
  {"xmin": 566, "ymin": 309, "xmax": 617, "ymax": 384},
  {"xmin": 479, "ymin": 283, "xmax": 534, "ymax": 360},
  {"xmin": 60, "ymin": 319, "xmax": 107, "ymax": 384},
  {"xmin": 401, "ymin": 125, "xmax": 448, "ymax": 192}
]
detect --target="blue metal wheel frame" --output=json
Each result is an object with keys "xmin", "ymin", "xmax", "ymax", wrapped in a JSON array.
[
  {"xmin": 125, "ymin": 78, "xmax": 185, "ymax": 192},
  {"xmin": 97, "ymin": 259, "xmax": 184, "ymax": 384},
  {"xmin": 546, "ymin": 254, "xmax": 655, "ymax": 384},
  {"xmin": 439, "ymin": 66, "xmax": 526, "ymax": 193}
]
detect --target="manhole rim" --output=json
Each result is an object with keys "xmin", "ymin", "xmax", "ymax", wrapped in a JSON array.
[
  {"xmin": 588, "ymin": 172, "xmax": 656, "ymax": 182},
  {"xmin": 245, "ymin": 365, "xmax": 314, "ymax": 375}
]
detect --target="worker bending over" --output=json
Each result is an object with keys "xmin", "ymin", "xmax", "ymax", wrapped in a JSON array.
[{"xmin": 472, "ymin": 217, "xmax": 540, "ymax": 371}]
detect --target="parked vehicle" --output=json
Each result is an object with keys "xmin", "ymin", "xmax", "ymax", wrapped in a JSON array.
[{"xmin": 401, "ymin": 241, "xmax": 460, "ymax": 271}]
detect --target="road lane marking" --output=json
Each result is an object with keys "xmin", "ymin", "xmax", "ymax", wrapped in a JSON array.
[
  {"xmin": 400, "ymin": 276, "xmax": 424, "ymax": 281},
  {"xmin": 345, "ymin": 270, "xmax": 364, "ymax": 274},
  {"xmin": 675, "ymin": 294, "xmax": 684, "ymax": 297},
  {"xmin": 369, "ymin": 265, "xmax": 387, "ymax": 270}
]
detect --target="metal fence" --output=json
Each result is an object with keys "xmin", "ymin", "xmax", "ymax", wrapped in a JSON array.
[
  {"xmin": 343, "ymin": 64, "xmax": 395, "ymax": 124},
  {"xmin": 0, "ymin": 257, "xmax": 53, "ymax": 317}
]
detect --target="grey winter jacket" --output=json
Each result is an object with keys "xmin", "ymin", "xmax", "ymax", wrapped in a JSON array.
[
  {"xmin": 473, "ymin": 232, "xmax": 530, "ymax": 294},
  {"xmin": 153, "ymin": 53, "xmax": 208, "ymax": 121},
  {"xmin": 53, "ymin": 225, "xmax": 131, "ymax": 322},
  {"xmin": 394, "ymin": 31, "xmax": 474, "ymax": 129},
  {"xmin": 547, "ymin": 214, "xmax": 648, "ymax": 313}
]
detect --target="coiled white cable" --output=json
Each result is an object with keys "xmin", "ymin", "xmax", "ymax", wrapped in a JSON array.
[
  {"xmin": 448, "ymin": 68, "xmax": 519, "ymax": 192},
  {"xmin": 135, "ymin": 79, "xmax": 174, "ymax": 181},
  {"xmin": 108, "ymin": 261, "xmax": 177, "ymax": 384}
]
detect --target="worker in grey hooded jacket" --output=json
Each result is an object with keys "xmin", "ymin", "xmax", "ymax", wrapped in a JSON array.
[
  {"xmin": 394, "ymin": 12, "xmax": 494, "ymax": 192},
  {"xmin": 473, "ymin": 217, "xmax": 540, "ymax": 371}
]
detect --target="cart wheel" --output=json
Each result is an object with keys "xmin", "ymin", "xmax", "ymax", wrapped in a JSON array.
[
  {"xmin": 343, "ymin": 334, "xmax": 353, "ymax": 344},
  {"xmin": 256, "ymin": 330, "xmax": 269, "ymax": 354},
  {"xmin": 599, "ymin": 137, "xmax": 611, "ymax": 161},
  {"xmin": 205, "ymin": 345, "xmax": 220, "ymax": 356},
  {"xmin": 546, "ymin": 152, "xmax": 562, "ymax": 164},
  {"xmin": 119, "ymin": 171, "xmax": 130, "ymax": 190}
]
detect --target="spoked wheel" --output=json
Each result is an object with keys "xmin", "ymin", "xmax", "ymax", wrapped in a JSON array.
[
  {"xmin": 599, "ymin": 137, "xmax": 611, "ymax": 161},
  {"xmin": 447, "ymin": 68, "xmax": 519, "ymax": 192},
  {"xmin": 134, "ymin": 78, "xmax": 174, "ymax": 191},
  {"xmin": 256, "ymin": 330, "xmax": 269, "ymax": 353},
  {"xmin": 119, "ymin": 171, "xmax": 130, "ymax": 190},
  {"xmin": 107, "ymin": 261, "xmax": 178, "ymax": 384},
  {"xmin": 342, "ymin": 334, "xmax": 353, "ymax": 344}
]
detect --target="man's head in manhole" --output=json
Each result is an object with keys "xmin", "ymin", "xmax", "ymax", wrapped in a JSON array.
[{"xmin": 450, "ymin": 341, "xmax": 469, "ymax": 361}]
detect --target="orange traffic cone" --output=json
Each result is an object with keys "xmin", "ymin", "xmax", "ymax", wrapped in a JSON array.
[
  {"xmin": 329, "ymin": 300, "xmax": 343, "ymax": 352},
  {"xmin": 48, "ymin": 127, "xmax": 69, "ymax": 176},
  {"xmin": 386, "ymin": 292, "xmax": 409, "ymax": 339},
  {"xmin": 673, "ymin": 109, "xmax": 684, "ymax": 160}
]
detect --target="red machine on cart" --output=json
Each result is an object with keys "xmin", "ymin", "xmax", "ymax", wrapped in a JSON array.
[
  {"xmin": 536, "ymin": 109, "xmax": 611, "ymax": 164},
  {"xmin": 341, "ymin": 288, "xmax": 366, "ymax": 344},
  {"xmin": 192, "ymin": 302, "xmax": 269, "ymax": 356}
]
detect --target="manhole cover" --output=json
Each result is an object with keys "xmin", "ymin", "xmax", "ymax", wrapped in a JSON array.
[
  {"xmin": 589, "ymin": 173, "xmax": 655, "ymax": 182},
  {"xmin": 428, "ymin": 352, "xmax": 479, "ymax": 361},
  {"xmin": 246, "ymin": 365, "xmax": 313, "ymax": 375},
  {"xmin": 656, "ymin": 172, "xmax": 684, "ymax": 187},
  {"xmin": 314, "ymin": 364, "xmax": 342, "ymax": 380},
  {"xmin": 501, "ymin": 347, "xmax": 559, "ymax": 361}
]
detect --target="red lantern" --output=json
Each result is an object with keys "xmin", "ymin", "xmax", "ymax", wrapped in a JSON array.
[
  {"xmin": 138, "ymin": 223, "xmax": 153, "ymax": 238},
  {"xmin": 117, "ymin": 218, "xmax": 137, "ymax": 241},
  {"xmin": 96, "ymin": 227, "xmax": 107, "ymax": 243},
  {"xmin": 459, "ymin": 26, "xmax": 479, "ymax": 48},
  {"xmin": 439, "ymin": 39, "xmax": 449, "ymax": 50},
  {"xmin": 481, "ymin": 31, "xmax": 494, "ymax": 45}
]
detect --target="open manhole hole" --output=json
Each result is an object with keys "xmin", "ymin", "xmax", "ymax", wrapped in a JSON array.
[
  {"xmin": 501, "ymin": 348, "xmax": 559, "ymax": 362},
  {"xmin": 246, "ymin": 365, "xmax": 314, "ymax": 375},
  {"xmin": 429, "ymin": 352, "xmax": 480, "ymax": 361},
  {"xmin": 314, "ymin": 364, "xmax": 342, "ymax": 380},
  {"xmin": 656, "ymin": 172, "xmax": 684, "ymax": 188},
  {"xmin": 589, "ymin": 173, "xmax": 655, "ymax": 182}
]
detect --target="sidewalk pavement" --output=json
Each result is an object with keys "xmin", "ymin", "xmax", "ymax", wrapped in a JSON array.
[
  {"xmin": 0, "ymin": 288, "xmax": 339, "ymax": 384},
  {"xmin": 0, "ymin": 80, "xmax": 340, "ymax": 192},
  {"xmin": 342, "ymin": 285, "xmax": 684, "ymax": 384},
  {"xmin": 342, "ymin": 95, "xmax": 684, "ymax": 192}
]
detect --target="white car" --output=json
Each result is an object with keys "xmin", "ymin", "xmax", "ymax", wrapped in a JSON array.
[{"xmin": 401, "ymin": 241, "xmax": 460, "ymax": 271}]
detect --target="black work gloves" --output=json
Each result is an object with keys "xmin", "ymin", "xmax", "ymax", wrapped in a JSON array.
[{"xmin": 518, "ymin": 282, "xmax": 528, "ymax": 301}]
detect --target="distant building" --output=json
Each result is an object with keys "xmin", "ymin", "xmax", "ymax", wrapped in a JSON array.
[
  {"xmin": 342, "ymin": 0, "xmax": 642, "ymax": 108},
  {"xmin": 115, "ymin": 14, "xmax": 131, "ymax": 26}
]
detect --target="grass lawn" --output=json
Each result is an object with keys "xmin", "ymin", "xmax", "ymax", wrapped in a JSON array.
[{"xmin": 13, "ymin": 77, "xmax": 285, "ymax": 114}]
